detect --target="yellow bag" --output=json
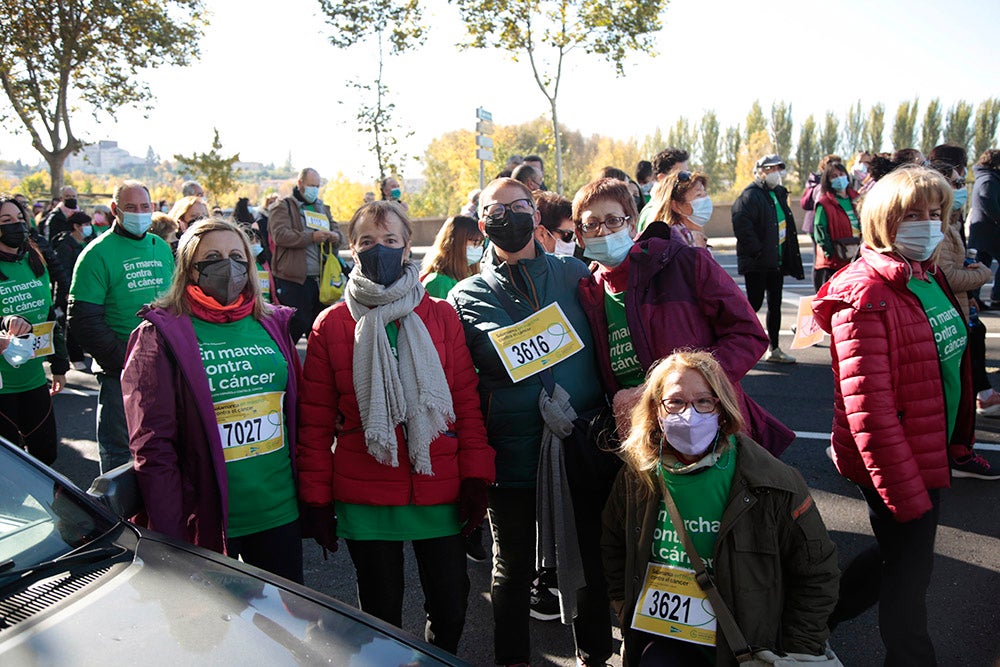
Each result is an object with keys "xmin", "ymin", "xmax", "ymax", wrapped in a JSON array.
[{"xmin": 319, "ymin": 242, "xmax": 347, "ymax": 304}]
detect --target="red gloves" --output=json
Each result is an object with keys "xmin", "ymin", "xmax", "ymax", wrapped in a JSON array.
[{"xmin": 458, "ymin": 478, "xmax": 489, "ymax": 537}]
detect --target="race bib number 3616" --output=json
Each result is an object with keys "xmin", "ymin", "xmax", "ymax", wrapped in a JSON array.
[{"xmin": 487, "ymin": 302, "xmax": 585, "ymax": 383}]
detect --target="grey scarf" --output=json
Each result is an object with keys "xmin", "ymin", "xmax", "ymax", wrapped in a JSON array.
[
  {"xmin": 536, "ymin": 382, "xmax": 586, "ymax": 625},
  {"xmin": 346, "ymin": 261, "xmax": 454, "ymax": 474}
]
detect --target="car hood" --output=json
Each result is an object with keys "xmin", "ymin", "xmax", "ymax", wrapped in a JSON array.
[{"xmin": 0, "ymin": 527, "xmax": 462, "ymax": 665}]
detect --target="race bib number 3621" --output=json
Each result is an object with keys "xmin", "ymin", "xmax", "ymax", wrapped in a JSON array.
[
  {"xmin": 487, "ymin": 302, "xmax": 585, "ymax": 383},
  {"xmin": 631, "ymin": 562, "xmax": 716, "ymax": 647},
  {"xmin": 213, "ymin": 391, "xmax": 285, "ymax": 462}
]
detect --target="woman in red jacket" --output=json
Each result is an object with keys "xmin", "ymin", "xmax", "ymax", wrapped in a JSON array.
[
  {"xmin": 812, "ymin": 162, "xmax": 861, "ymax": 290},
  {"xmin": 814, "ymin": 166, "xmax": 974, "ymax": 665},
  {"xmin": 297, "ymin": 201, "xmax": 494, "ymax": 656}
]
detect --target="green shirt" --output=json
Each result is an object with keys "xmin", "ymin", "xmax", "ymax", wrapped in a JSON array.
[
  {"xmin": 907, "ymin": 277, "xmax": 967, "ymax": 440},
  {"xmin": 813, "ymin": 196, "xmax": 860, "ymax": 257},
  {"xmin": 768, "ymin": 192, "xmax": 786, "ymax": 268},
  {"xmin": 191, "ymin": 316, "xmax": 298, "ymax": 538},
  {"xmin": 0, "ymin": 257, "xmax": 52, "ymax": 394},
  {"xmin": 69, "ymin": 230, "xmax": 175, "ymax": 341},
  {"xmin": 421, "ymin": 272, "xmax": 459, "ymax": 299},
  {"xmin": 603, "ymin": 287, "xmax": 644, "ymax": 387},
  {"xmin": 652, "ymin": 441, "xmax": 737, "ymax": 572}
]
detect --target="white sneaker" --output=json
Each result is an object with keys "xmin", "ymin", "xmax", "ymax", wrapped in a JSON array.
[{"xmin": 764, "ymin": 347, "xmax": 796, "ymax": 364}]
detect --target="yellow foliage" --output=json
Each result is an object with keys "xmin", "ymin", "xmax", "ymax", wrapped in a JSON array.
[
  {"xmin": 727, "ymin": 130, "xmax": 775, "ymax": 199},
  {"xmin": 322, "ymin": 173, "xmax": 369, "ymax": 222}
]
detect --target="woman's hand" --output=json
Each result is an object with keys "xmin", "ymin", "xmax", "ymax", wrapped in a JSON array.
[
  {"xmin": 50, "ymin": 374, "xmax": 66, "ymax": 396},
  {"xmin": 4, "ymin": 316, "xmax": 32, "ymax": 336}
]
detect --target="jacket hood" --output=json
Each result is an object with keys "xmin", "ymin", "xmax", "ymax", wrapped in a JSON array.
[{"xmin": 973, "ymin": 164, "xmax": 999, "ymax": 181}]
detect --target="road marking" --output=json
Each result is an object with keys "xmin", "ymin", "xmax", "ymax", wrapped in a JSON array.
[
  {"xmin": 795, "ymin": 430, "xmax": 1000, "ymax": 451},
  {"xmin": 58, "ymin": 387, "xmax": 99, "ymax": 397}
]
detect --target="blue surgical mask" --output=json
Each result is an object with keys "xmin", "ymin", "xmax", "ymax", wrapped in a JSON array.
[
  {"xmin": 952, "ymin": 188, "xmax": 968, "ymax": 211},
  {"xmin": 583, "ymin": 227, "xmax": 633, "ymax": 267},
  {"xmin": 302, "ymin": 185, "xmax": 320, "ymax": 204},
  {"xmin": 831, "ymin": 175, "xmax": 850, "ymax": 192},
  {"xmin": 82, "ymin": 224, "xmax": 94, "ymax": 237},
  {"xmin": 389, "ymin": 188, "xmax": 402, "ymax": 200},
  {"xmin": 251, "ymin": 243, "xmax": 264, "ymax": 257},
  {"xmin": 894, "ymin": 220, "xmax": 945, "ymax": 261},
  {"xmin": 120, "ymin": 211, "xmax": 152, "ymax": 236},
  {"xmin": 3, "ymin": 335, "xmax": 35, "ymax": 368},
  {"xmin": 687, "ymin": 196, "xmax": 713, "ymax": 227},
  {"xmin": 466, "ymin": 244, "xmax": 484, "ymax": 265}
]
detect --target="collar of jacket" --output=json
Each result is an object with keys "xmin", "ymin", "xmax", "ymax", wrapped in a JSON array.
[
  {"xmin": 624, "ymin": 221, "xmax": 687, "ymax": 272},
  {"xmin": 859, "ymin": 245, "xmax": 936, "ymax": 287}
]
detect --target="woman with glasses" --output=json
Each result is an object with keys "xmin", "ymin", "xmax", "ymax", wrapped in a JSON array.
[
  {"xmin": 532, "ymin": 190, "xmax": 578, "ymax": 256},
  {"xmin": 420, "ymin": 215, "xmax": 485, "ymax": 299},
  {"xmin": 644, "ymin": 170, "xmax": 713, "ymax": 247},
  {"xmin": 574, "ymin": 178, "xmax": 795, "ymax": 457},
  {"xmin": 602, "ymin": 350, "xmax": 838, "ymax": 666}
]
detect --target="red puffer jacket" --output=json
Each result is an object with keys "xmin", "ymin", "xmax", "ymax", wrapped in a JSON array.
[
  {"xmin": 297, "ymin": 294, "xmax": 494, "ymax": 507},
  {"xmin": 813, "ymin": 247, "xmax": 973, "ymax": 522}
]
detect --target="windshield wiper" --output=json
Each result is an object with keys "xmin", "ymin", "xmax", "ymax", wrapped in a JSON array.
[{"xmin": 0, "ymin": 545, "xmax": 127, "ymax": 588}]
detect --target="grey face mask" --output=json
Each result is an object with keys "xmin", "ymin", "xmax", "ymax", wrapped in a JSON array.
[{"xmin": 194, "ymin": 257, "xmax": 249, "ymax": 305}]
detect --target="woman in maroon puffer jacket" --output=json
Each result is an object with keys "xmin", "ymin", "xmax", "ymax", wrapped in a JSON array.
[
  {"xmin": 813, "ymin": 166, "xmax": 974, "ymax": 666},
  {"xmin": 297, "ymin": 201, "xmax": 494, "ymax": 656}
]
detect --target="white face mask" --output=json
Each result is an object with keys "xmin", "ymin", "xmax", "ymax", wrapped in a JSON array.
[
  {"xmin": 3, "ymin": 334, "xmax": 35, "ymax": 368},
  {"xmin": 466, "ymin": 244, "xmax": 484, "ymax": 265},
  {"xmin": 658, "ymin": 408, "xmax": 720, "ymax": 458},
  {"xmin": 687, "ymin": 196, "xmax": 713, "ymax": 227},
  {"xmin": 553, "ymin": 238, "xmax": 577, "ymax": 256},
  {"xmin": 894, "ymin": 220, "xmax": 945, "ymax": 262},
  {"xmin": 764, "ymin": 171, "xmax": 783, "ymax": 189}
]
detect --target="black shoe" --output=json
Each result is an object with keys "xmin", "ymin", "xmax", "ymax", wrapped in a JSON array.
[
  {"xmin": 464, "ymin": 525, "xmax": 488, "ymax": 562},
  {"xmin": 529, "ymin": 583, "xmax": 560, "ymax": 621}
]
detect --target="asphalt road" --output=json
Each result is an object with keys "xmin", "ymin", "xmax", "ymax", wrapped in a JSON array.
[{"xmin": 47, "ymin": 247, "xmax": 1000, "ymax": 667}]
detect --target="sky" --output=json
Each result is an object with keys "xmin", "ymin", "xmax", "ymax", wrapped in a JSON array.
[{"xmin": 3, "ymin": 0, "xmax": 1000, "ymax": 184}]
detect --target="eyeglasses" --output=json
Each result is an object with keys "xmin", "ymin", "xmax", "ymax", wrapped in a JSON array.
[
  {"xmin": 660, "ymin": 396, "xmax": 720, "ymax": 414},
  {"xmin": 547, "ymin": 228, "xmax": 576, "ymax": 243},
  {"xmin": 483, "ymin": 198, "xmax": 535, "ymax": 221},
  {"xmin": 578, "ymin": 215, "xmax": 630, "ymax": 234}
]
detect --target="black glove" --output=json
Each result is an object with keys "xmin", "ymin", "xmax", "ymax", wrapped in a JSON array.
[
  {"xmin": 301, "ymin": 503, "xmax": 338, "ymax": 553},
  {"xmin": 458, "ymin": 478, "xmax": 489, "ymax": 537}
]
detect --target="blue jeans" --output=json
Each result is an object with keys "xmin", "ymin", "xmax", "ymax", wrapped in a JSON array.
[{"xmin": 97, "ymin": 372, "xmax": 130, "ymax": 473}]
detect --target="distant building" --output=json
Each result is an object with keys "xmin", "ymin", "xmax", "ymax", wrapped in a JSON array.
[{"xmin": 64, "ymin": 140, "xmax": 145, "ymax": 173}]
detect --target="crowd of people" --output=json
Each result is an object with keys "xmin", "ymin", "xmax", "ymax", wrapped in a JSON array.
[{"xmin": 1, "ymin": 140, "xmax": 998, "ymax": 666}]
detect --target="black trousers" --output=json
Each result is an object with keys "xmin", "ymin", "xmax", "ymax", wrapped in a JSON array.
[
  {"xmin": 743, "ymin": 270, "xmax": 784, "ymax": 349},
  {"xmin": 225, "ymin": 519, "xmax": 303, "ymax": 584},
  {"xmin": 346, "ymin": 534, "xmax": 469, "ymax": 655},
  {"xmin": 830, "ymin": 486, "xmax": 940, "ymax": 666},
  {"xmin": 273, "ymin": 276, "xmax": 321, "ymax": 344},
  {"xmin": 969, "ymin": 319, "xmax": 990, "ymax": 393},
  {"xmin": 0, "ymin": 384, "xmax": 58, "ymax": 464},
  {"xmin": 487, "ymin": 486, "xmax": 612, "ymax": 665}
]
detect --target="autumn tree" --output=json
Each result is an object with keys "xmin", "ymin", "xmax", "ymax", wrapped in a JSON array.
[
  {"xmin": 745, "ymin": 101, "xmax": 766, "ymax": 143},
  {"xmin": 921, "ymin": 98, "xmax": 942, "ymax": 155},
  {"xmin": 173, "ymin": 128, "xmax": 241, "ymax": 203},
  {"xmin": 973, "ymin": 98, "xmax": 1000, "ymax": 159},
  {"xmin": 819, "ymin": 112, "xmax": 840, "ymax": 157},
  {"xmin": 844, "ymin": 100, "xmax": 865, "ymax": 154},
  {"xmin": 722, "ymin": 125, "xmax": 742, "ymax": 192},
  {"xmin": 795, "ymin": 115, "xmax": 819, "ymax": 180},
  {"xmin": 0, "ymin": 0, "xmax": 205, "ymax": 198},
  {"xmin": 769, "ymin": 102, "xmax": 793, "ymax": 161},
  {"xmin": 729, "ymin": 130, "xmax": 774, "ymax": 198},
  {"xmin": 891, "ymin": 98, "xmax": 919, "ymax": 150},
  {"xmin": 319, "ymin": 0, "xmax": 424, "ymax": 180},
  {"xmin": 944, "ymin": 101, "xmax": 974, "ymax": 156},
  {"xmin": 452, "ymin": 0, "xmax": 668, "ymax": 193},
  {"xmin": 667, "ymin": 118, "xmax": 695, "ymax": 155},
  {"xmin": 864, "ymin": 103, "xmax": 886, "ymax": 152}
]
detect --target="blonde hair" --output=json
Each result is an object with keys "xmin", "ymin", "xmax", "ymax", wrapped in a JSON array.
[
  {"xmin": 421, "ymin": 215, "xmax": 483, "ymax": 281},
  {"xmin": 167, "ymin": 196, "xmax": 208, "ymax": 224},
  {"xmin": 154, "ymin": 217, "xmax": 267, "ymax": 319},
  {"xmin": 861, "ymin": 165, "xmax": 953, "ymax": 254},
  {"xmin": 647, "ymin": 171, "xmax": 709, "ymax": 227},
  {"xmin": 620, "ymin": 350, "xmax": 744, "ymax": 491}
]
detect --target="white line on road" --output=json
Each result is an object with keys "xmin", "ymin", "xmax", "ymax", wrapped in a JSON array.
[{"xmin": 59, "ymin": 387, "xmax": 98, "ymax": 397}]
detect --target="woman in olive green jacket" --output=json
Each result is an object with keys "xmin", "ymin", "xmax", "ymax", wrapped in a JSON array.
[{"xmin": 601, "ymin": 350, "xmax": 839, "ymax": 666}]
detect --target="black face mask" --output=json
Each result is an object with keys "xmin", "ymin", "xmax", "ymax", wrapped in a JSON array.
[
  {"xmin": 484, "ymin": 210, "xmax": 535, "ymax": 253},
  {"xmin": 0, "ymin": 222, "xmax": 28, "ymax": 251},
  {"xmin": 64, "ymin": 198, "xmax": 78, "ymax": 209},
  {"xmin": 194, "ymin": 257, "xmax": 249, "ymax": 306},
  {"xmin": 356, "ymin": 244, "xmax": 405, "ymax": 286}
]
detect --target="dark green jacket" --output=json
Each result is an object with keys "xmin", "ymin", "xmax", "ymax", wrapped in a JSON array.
[
  {"xmin": 601, "ymin": 435, "xmax": 839, "ymax": 666},
  {"xmin": 449, "ymin": 242, "xmax": 603, "ymax": 487}
]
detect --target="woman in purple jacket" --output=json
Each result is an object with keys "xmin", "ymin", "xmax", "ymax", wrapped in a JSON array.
[
  {"xmin": 122, "ymin": 218, "xmax": 304, "ymax": 582},
  {"xmin": 574, "ymin": 178, "xmax": 795, "ymax": 457}
]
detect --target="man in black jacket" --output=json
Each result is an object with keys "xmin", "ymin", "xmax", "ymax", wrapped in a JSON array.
[{"xmin": 731, "ymin": 154, "xmax": 804, "ymax": 364}]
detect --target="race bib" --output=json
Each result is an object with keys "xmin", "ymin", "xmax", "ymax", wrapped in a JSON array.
[
  {"xmin": 487, "ymin": 302, "xmax": 584, "ymax": 383},
  {"xmin": 631, "ymin": 562, "xmax": 716, "ymax": 646},
  {"xmin": 213, "ymin": 391, "xmax": 285, "ymax": 462},
  {"xmin": 257, "ymin": 269, "xmax": 271, "ymax": 292},
  {"xmin": 31, "ymin": 321, "xmax": 56, "ymax": 358},
  {"xmin": 303, "ymin": 209, "xmax": 330, "ymax": 232}
]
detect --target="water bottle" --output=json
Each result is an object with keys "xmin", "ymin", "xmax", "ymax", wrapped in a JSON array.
[{"xmin": 966, "ymin": 249, "xmax": 980, "ymax": 326}]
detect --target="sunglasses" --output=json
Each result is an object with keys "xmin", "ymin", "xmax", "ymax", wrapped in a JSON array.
[{"xmin": 547, "ymin": 228, "xmax": 575, "ymax": 243}]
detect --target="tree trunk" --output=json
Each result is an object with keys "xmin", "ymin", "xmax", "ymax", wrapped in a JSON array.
[
  {"xmin": 45, "ymin": 150, "xmax": 70, "ymax": 199},
  {"xmin": 551, "ymin": 98, "xmax": 563, "ymax": 194}
]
